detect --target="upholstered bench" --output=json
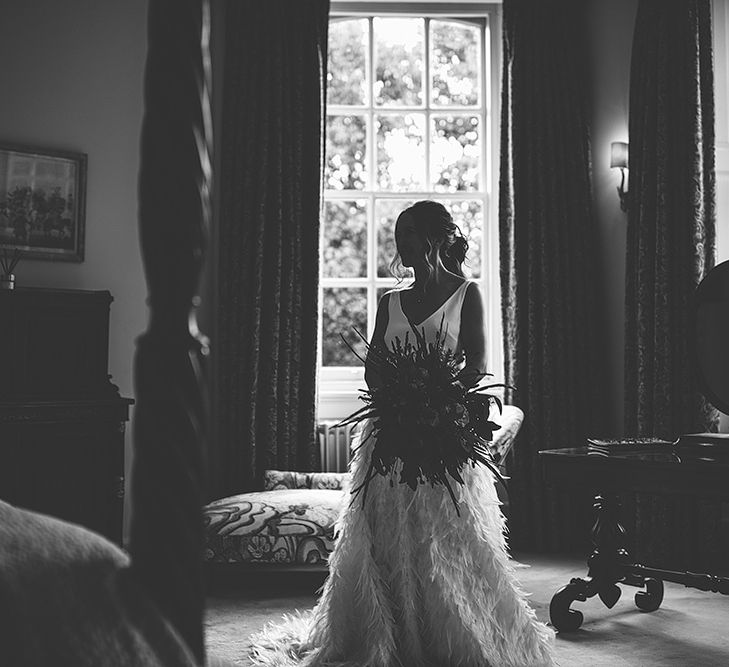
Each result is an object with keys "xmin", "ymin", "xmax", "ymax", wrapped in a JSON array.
[
  {"xmin": 203, "ymin": 406, "xmax": 524, "ymax": 569},
  {"xmin": 203, "ymin": 470, "xmax": 349, "ymax": 566}
]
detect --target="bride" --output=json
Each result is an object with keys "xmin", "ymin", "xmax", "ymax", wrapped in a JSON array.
[{"xmin": 249, "ymin": 201, "xmax": 555, "ymax": 666}]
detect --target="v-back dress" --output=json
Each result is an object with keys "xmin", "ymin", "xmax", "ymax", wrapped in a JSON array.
[
  {"xmin": 248, "ymin": 281, "xmax": 555, "ymax": 667},
  {"xmin": 388, "ymin": 279, "xmax": 470, "ymax": 354}
]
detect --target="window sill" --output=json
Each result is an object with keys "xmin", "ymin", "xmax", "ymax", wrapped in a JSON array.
[{"xmin": 318, "ymin": 388, "xmax": 364, "ymax": 421}]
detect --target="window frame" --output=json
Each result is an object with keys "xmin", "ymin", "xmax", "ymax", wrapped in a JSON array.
[
  {"xmin": 319, "ymin": 2, "xmax": 503, "ymax": 415},
  {"xmin": 714, "ymin": 0, "xmax": 729, "ymax": 265},
  {"xmin": 713, "ymin": 0, "xmax": 729, "ymax": 434}
]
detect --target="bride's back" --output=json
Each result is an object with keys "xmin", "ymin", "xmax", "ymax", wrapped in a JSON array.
[{"xmin": 385, "ymin": 279, "xmax": 472, "ymax": 353}]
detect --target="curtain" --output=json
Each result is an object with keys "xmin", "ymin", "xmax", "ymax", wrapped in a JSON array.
[
  {"xmin": 625, "ymin": 0, "xmax": 720, "ymax": 570},
  {"xmin": 212, "ymin": 0, "xmax": 329, "ymax": 498},
  {"xmin": 499, "ymin": 0, "xmax": 604, "ymax": 552}
]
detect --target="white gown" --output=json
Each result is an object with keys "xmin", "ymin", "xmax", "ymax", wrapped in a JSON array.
[{"xmin": 249, "ymin": 281, "xmax": 555, "ymax": 667}]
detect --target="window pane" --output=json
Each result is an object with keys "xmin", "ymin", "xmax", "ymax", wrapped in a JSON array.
[
  {"xmin": 374, "ymin": 18, "xmax": 424, "ymax": 107},
  {"xmin": 322, "ymin": 287, "xmax": 368, "ymax": 366},
  {"xmin": 375, "ymin": 198, "xmax": 415, "ymax": 277},
  {"xmin": 326, "ymin": 115, "xmax": 367, "ymax": 191},
  {"xmin": 430, "ymin": 20, "xmax": 481, "ymax": 107},
  {"xmin": 328, "ymin": 19, "xmax": 368, "ymax": 106},
  {"xmin": 376, "ymin": 114, "xmax": 426, "ymax": 191},
  {"xmin": 323, "ymin": 200, "xmax": 367, "ymax": 278},
  {"xmin": 439, "ymin": 199, "xmax": 482, "ymax": 279},
  {"xmin": 431, "ymin": 115, "xmax": 480, "ymax": 192}
]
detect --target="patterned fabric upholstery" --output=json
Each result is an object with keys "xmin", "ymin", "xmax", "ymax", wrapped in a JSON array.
[
  {"xmin": 264, "ymin": 470, "xmax": 350, "ymax": 491},
  {"xmin": 204, "ymin": 471, "xmax": 350, "ymax": 565}
]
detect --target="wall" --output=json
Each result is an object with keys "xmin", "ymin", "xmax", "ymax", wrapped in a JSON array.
[{"xmin": 0, "ymin": 0, "xmax": 149, "ymax": 540}]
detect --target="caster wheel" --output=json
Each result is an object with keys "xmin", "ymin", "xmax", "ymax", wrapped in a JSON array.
[
  {"xmin": 550, "ymin": 583, "xmax": 585, "ymax": 631},
  {"xmin": 635, "ymin": 578, "xmax": 664, "ymax": 612}
]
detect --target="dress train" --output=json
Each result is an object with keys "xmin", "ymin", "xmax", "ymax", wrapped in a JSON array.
[{"xmin": 248, "ymin": 420, "xmax": 555, "ymax": 666}]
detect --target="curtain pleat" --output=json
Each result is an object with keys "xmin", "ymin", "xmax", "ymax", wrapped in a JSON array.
[
  {"xmin": 499, "ymin": 0, "xmax": 603, "ymax": 552},
  {"xmin": 212, "ymin": 0, "xmax": 329, "ymax": 498},
  {"xmin": 625, "ymin": 0, "xmax": 721, "ymax": 571}
]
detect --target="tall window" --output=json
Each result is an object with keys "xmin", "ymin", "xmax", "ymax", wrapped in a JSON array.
[{"xmin": 320, "ymin": 7, "xmax": 501, "ymax": 408}]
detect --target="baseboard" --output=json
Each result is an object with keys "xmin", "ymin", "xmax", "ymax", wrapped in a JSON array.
[{"xmin": 204, "ymin": 562, "xmax": 329, "ymax": 595}]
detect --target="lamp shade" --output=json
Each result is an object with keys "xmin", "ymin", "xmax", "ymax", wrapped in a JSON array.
[{"xmin": 610, "ymin": 141, "xmax": 629, "ymax": 169}]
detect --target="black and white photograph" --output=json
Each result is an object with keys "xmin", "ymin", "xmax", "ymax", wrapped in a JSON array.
[
  {"xmin": 0, "ymin": 143, "xmax": 86, "ymax": 261},
  {"xmin": 0, "ymin": 1, "xmax": 728, "ymax": 666}
]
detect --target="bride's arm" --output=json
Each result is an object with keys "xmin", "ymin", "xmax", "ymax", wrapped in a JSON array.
[
  {"xmin": 457, "ymin": 282, "xmax": 487, "ymax": 388},
  {"xmin": 364, "ymin": 292, "xmax": 390, "ymax": 389}
]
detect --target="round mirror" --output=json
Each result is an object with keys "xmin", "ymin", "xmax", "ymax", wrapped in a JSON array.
[{"xmin": 694, "ymin": 259, "xmax": 729, "ymax": 415}]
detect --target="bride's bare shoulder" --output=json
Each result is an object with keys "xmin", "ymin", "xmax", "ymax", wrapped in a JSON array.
[{"xmin": 462, "ymin": 280, "xmax": 484, "ymax": 313}]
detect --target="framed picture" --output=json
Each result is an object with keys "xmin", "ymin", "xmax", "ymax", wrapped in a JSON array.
[{"xmin": 0, "ymin": 143, "xmax": 87, "ymax": 262}]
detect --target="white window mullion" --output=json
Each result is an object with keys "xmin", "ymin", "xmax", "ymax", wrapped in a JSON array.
[
  {"xmin": 480, "ymin": 11, "xmax": 490, "ymax": 296},
  {"xmin": 424, "ymin": 17, "xmax": 431, "ymax": 191},
  {"xmin": 368, "ymin": 16, "xmax": 376, "ymax": 194},
  {"xmin": 368, "ymin": 17, "xmax": 377, "ymax": 339},
  {"xmin": 329, "ymin": 105, "xmax": 484, "ymax": 115},
  {"xmin": 368, "ymin": 192, "xmax": 376, "ymax": 337},
  {"xmin": 489, "ymin": 11, "xmax": 503, "ymax": 379},
  {"xmin": 365, "ymin": 15, "xmax": 372, "ymax": 109}
]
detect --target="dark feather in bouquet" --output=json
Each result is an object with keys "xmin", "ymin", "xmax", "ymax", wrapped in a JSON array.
[{"xmin": 337, "ymin": 315, "xmax": 508, "ymax": 516}]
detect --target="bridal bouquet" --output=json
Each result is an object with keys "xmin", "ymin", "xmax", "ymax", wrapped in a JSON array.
[{"xmin": 338, "ymin": 317, "xmax": 507, "ymax": 515}]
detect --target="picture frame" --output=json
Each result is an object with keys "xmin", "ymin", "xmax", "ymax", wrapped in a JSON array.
[{"xmin": 0, "ymin": 142, "xmax": 87, "ymax": 262}]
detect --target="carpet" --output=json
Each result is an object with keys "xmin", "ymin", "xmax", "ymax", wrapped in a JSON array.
[{"xmin": 205, "ymin": 554, "xmax": 729, "ymax": 666}]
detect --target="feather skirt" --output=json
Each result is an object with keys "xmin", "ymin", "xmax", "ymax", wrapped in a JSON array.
[{"xmin": 248, "ymin": 419, "xmax": 556, "ymax": 666}]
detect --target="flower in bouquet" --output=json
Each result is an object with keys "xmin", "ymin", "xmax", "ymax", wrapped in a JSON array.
[{"xmin": 337, "ymin": 316, "xmax": 508, "ymax": 515}]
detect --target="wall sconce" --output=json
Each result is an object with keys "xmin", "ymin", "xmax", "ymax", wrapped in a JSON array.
[{"xmin": 610, "ymin": 141, "xmax": 629, "ymax": 212}]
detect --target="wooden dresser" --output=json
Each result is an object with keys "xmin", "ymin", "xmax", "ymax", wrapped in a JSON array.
[{"xmin": 0, "ymin": 287, "xmax": 133, "ymax": 544}]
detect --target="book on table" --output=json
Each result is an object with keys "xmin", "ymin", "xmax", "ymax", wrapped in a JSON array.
[
  {"xmin": 586, "ymin": 434, "xmax": 729, "ymax": 461},
  {"xmin": 586, "ymin": 437, "xmax": 675, "ymax": 456}
]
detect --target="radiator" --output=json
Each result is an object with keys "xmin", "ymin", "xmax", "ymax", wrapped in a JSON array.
[{"xmin": 318, "ymin": 421, "xmax": 354, "ymax": 472}]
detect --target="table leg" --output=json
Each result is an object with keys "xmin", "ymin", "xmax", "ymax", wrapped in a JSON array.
[{"xmin": 549, "ymin": 493, "xmax": 664, "ymax": 631}]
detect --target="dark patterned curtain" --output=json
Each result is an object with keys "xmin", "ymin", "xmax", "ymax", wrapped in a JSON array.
[
  {"xmin": 499, "ymin": 0, "xmax": 603, "ymax": 552},
  {"xmin": 625, "ymin": 0, "xmax": 720, "ymax": 570},
  {"xmin": 212, "ymin": 0, "xmax": 329, "ymax": 498}
]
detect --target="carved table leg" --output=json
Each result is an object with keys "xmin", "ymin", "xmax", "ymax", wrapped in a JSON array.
[{"xmin": 550, "ymin": 494, "xmax": 659, "ymax": 631}]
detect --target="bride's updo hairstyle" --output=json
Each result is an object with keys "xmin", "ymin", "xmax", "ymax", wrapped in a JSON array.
[{"xmin": 391, "ymin": 200, "xmax": 469, "ymax": 283}]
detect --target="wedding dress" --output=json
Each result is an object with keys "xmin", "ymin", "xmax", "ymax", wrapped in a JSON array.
[{"xmin": 249, "ymin": 280, "xmax": 555, "ymax": 667}]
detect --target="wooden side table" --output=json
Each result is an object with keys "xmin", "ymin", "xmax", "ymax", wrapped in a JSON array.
[{"xmin": 539, "ymin": 448, "xmax": 729, "ymax": 631}]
